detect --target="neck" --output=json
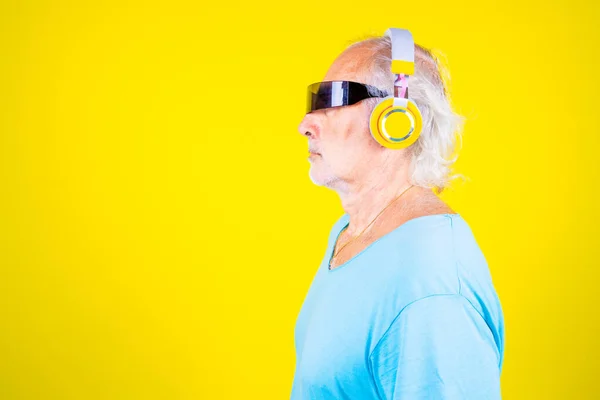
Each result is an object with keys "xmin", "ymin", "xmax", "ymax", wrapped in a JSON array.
[{"xmin": 335, "ymin": 170, "xmax": 433, "ymax": 237}]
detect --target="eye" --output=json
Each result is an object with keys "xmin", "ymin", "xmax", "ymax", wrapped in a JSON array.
[{"xmin": 314, "ymin": 94, "xmax": 329, "ymax": 110}]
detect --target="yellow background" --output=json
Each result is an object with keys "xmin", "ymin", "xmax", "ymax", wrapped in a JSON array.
[{"xmin": 1, "ymin": 0, "xmax": 599, "ymax": 398}]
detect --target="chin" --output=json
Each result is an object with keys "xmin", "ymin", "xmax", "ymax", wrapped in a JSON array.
[{"xmin": 309, "ymin": 167, "xmax": 338, "ymax": 188}]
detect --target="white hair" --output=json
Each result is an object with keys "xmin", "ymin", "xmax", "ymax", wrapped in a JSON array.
[{"xmin": 346, "ymin": 35, "xmax": 467, "ymax": 195}]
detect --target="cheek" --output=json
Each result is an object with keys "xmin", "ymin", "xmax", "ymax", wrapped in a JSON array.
[
  {"xmin": 349, "ymin": 122, "xmax": 376, "ymax": 152},
  {"xmin": 322, "ymin": 114, "xmax": 373, "ymax": 154}
]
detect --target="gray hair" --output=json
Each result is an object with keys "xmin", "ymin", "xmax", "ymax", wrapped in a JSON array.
[{"xmin": 347, "ymin": 35, "xmax": 467, "ymax": 195}]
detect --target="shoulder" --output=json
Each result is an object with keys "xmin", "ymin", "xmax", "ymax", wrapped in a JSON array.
[
  {"xmin": 379, "ymin": 214, "xmax": 505, "ymax": 367},
  {"xmin": 392, "ymin": 212, "xmax": 489, "ymax": 290},
  {"xmin": 383, "ymin": 213, "xmax": 462, "ymax": 293},
  {"xmin": 377, "ymin": 212, "xmax": 502, "ymax": 324}
]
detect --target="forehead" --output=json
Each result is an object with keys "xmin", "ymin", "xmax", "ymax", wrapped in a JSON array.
[{"xmin": 322, "ymin": 43, "xmax": 373, "ymax": 83}]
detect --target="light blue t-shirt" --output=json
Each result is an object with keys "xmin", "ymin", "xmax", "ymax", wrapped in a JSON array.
[{"xmin": 291, "ymin": 213, "xmax": 504, "ymax": 399}]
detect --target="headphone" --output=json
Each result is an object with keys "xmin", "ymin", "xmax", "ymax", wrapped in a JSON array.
[{"xmin": 369, "ymin": 28, "xmax": 423, "ymax": 150}]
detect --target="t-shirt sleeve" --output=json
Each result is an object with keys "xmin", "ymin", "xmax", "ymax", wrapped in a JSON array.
[{"xmin": 369, "ymin": 294, "xmax": 502, "ymax": 400}]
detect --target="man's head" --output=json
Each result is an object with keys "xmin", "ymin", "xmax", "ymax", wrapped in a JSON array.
[{"xmin": 298, "ymin": 34, "xmax": 465, "ymax": 194}]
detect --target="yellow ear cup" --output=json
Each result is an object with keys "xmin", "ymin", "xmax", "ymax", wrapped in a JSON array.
[{"xmin": 369, "ymin": 97, "xmax": 423, "ymax": 149}]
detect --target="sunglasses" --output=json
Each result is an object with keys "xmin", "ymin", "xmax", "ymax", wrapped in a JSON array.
[{"xmin": 306, "ymin": 80, "xmax": 390, "ymax": 114}]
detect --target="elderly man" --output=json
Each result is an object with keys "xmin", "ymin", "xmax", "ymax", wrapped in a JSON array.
[{"xmin": 290, "ymin": 29, "xmax": 504, "ymax": 399}]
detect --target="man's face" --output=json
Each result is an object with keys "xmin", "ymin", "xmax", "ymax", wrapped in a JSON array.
[{"xmin": 298, "ymin": 45, "xmax": 383, "ymax": 188}]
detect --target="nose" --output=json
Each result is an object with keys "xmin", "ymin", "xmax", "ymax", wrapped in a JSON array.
[{"xmin": 297, "ymin": 113, "xmax": 317, "ymax": 139}]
